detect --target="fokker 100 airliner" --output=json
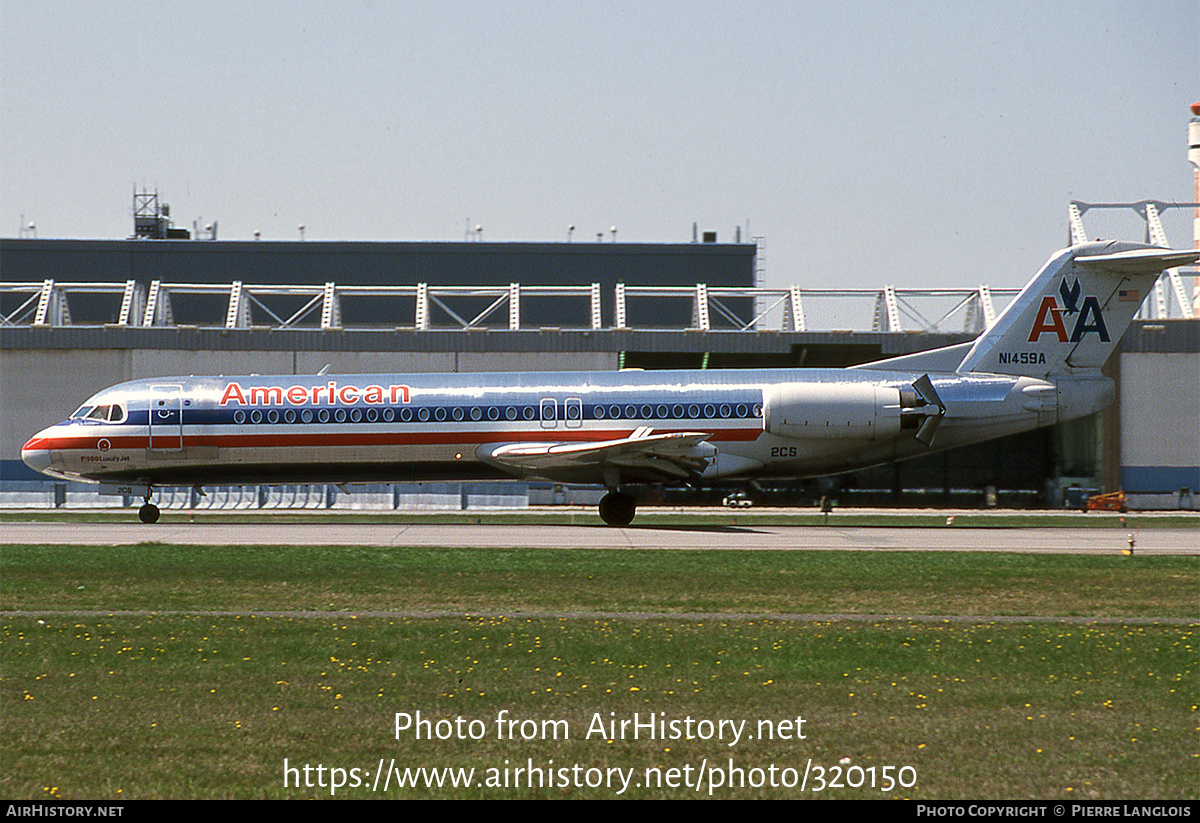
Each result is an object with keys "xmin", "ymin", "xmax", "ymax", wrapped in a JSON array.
[{"xmin": 21, "ymin": 240, "xmax": 1200, "ymax": 524}]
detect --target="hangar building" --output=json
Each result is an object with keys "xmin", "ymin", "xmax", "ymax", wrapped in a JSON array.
[{"xmin": 2, "ymin": 228, "xmax": 1196, "ymax": 510}]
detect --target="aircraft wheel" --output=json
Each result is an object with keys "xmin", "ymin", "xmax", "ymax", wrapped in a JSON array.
[
  {"xmin": 598, "ymin": 492, "xmax": 636, "ymax": 526},
  {"xmin": 138, "ymin": 503, "xmax": 160, "ymax": 524}
]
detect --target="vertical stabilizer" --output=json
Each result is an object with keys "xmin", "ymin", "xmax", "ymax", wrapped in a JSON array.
[{"xmin": 957, "ymin": 241, "xmax": 1200, "ymax": 377}]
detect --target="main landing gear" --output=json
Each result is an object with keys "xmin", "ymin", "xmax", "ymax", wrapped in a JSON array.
[
  {"xmin": 138, "ymin": 486, "xmax": 160, "ymax": 524},
  {"xmin": 598, "ymin": 491, "xmax": 636, "ymax": 527}
]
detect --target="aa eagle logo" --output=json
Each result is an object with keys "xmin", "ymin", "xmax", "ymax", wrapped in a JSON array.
[{"xmin": 1027, "ymin": 278, "xmax": 1110, "ymax": 343}]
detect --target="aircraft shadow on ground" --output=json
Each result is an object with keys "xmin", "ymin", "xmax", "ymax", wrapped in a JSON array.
[{"xmin": 604, "ymin": 524, "xmax": 764, "ymax": 534}]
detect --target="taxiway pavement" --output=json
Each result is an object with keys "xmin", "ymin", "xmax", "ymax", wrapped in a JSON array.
[{"xmin": 4, "ymin": 520, "xmax": 1195, "ymax": 554}]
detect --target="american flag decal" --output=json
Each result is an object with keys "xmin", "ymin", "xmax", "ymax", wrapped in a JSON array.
[{"xmin": 1119, "ymin": 289, "xmax": 1139, "ymax": 302}]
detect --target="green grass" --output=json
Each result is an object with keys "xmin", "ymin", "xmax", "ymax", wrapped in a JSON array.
[
  {"xmin": 1, "ymin": 543, "xmax": 1196, "ymax": 799},
  {"xmin": 1, "ymin": 544, "xmax": 1195, "ymax": 618},
  {"xmin": 3, "ymin": 615, "xmax": 1194, "ymax": 799}
]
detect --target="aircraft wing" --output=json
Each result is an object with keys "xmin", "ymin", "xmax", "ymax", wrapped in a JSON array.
[{"xmin": 477, "ymin": 427, "xmax": 716, "ymax": 483}]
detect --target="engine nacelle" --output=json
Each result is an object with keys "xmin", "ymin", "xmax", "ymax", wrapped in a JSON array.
[{"xmin": 763, "ymin": 382, "xmax": 917, "ymax": 441}]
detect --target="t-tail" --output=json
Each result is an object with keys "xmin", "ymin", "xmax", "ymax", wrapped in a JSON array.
[{"xmin": 956, "ymin": 240, "xmax": 1199, "ymax": 377}]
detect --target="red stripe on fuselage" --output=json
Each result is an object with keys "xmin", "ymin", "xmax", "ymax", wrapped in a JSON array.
[{"xmin": 24, "ymin": 435, "xmax": 147, "ymax": 451}]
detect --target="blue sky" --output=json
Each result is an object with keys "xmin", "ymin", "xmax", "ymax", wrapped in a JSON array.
[{"xmin": 2, "ymin": 1, "xmax": 1196, "ymax": 288}]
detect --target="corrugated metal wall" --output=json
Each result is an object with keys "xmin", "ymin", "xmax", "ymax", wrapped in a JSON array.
[{"xmin": 1119, "ymin": 350, "xmax": 1200, "ymax": 493}]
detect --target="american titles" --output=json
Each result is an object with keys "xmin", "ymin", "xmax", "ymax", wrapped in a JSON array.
[{"xmin": 220, "ymin": 381, "xmax": 411, "ymax": 407}]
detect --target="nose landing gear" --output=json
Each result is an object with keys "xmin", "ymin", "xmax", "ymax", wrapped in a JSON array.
[{"xmin": 138, "ymin": 486, "xmax": 160, "ymax": 523}]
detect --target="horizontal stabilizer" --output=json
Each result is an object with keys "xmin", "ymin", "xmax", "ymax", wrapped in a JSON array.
[{"xmin": 1075, "ymin": 248, "xmax": 1200, "ymax": 273}]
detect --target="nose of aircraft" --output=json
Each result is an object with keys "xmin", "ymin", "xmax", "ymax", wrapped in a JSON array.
[{"xmin": 21, "ymin": 433, "xmax": 54, "ymax": 475}]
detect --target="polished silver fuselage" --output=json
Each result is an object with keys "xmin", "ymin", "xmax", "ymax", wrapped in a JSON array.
[
  {"xmin": 21, "ymin": 366, "xmax": 1109, "ymax": 489},
  {"xmin": 23, "ymin": 241, "xmax": 1195, "ymax": 510}
]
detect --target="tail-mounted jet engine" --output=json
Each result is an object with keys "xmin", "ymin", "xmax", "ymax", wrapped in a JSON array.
[{"xmin": 763, "ymin": 375, "xmax": 945, "ymax": 445}]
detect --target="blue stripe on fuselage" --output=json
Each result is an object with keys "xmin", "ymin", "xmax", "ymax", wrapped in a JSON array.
[{"xmin": 184, "ymin": 394, "xmax": 764, "ymax": 426}]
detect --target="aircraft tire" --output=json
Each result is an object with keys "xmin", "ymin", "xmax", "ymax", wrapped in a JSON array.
[
  {"xmin": 598, "ymin": 492, "xmax": 636, "ymax": 526},
  {"xmin": 138, "ymin": 503, "xmax": 160, "ymax": 524}
]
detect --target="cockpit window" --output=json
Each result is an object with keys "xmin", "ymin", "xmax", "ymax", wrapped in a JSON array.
[
  {"xmin": 82, "ymin": 404, "xmax": 125, "ymax": 423},
  {"xmin": 70, "ymin": 405, "xmax": 94, "ymax": 419}
]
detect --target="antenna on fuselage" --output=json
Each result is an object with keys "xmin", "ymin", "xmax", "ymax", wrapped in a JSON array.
[{"xmin": 317, "ymin": 364, "xmax": 332, "ymax": 376}]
